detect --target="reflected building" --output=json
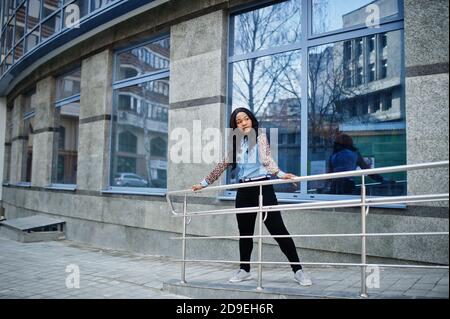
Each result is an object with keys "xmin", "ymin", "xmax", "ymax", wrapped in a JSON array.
[{"xmin": 113, "ymin": 39, "xmax": 170, "ymax": 188}]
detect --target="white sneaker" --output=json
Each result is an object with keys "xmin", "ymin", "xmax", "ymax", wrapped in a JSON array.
[
  {"xmin": 229, "ymin": 269, "xmax": 251, "ymax": 283},
  {"xmin": 294, "ymin": 269, "xmax": 312, "ymax": 286}
]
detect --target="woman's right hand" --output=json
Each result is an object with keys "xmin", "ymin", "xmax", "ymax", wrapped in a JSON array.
[{"xmin": 192, "ymin": 184, "xmax": 204, "ymax": 191}]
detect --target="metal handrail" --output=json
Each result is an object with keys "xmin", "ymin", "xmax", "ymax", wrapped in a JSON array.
[{"xmin": 166, "ymin": 161, "xmax": 449, "ymax": 298}]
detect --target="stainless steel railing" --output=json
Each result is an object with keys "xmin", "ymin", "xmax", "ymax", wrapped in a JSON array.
[{"xmin": 166, "ymin": 161, "xmax": 449, "ymax": 297}]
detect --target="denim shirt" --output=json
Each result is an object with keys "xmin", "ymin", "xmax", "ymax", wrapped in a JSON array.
[{"xmin": 200, "ymin": 134, "xmax": 285, "ymax": 187}]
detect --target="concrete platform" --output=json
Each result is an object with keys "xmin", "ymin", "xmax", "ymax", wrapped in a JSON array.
[
  {"xmin": 0, "ymin": 215, "xmax": 65, "ymax": 243},
  {"xmin": 163, "ymin": 265, "xmax": 449, "ymax": 299}
]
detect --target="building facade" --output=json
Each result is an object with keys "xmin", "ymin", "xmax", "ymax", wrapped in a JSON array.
[{"xmin": 0, "ymin": 0, "xmax": 448, "ymax": 265}]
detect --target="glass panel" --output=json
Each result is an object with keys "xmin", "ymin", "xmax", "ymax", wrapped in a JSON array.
[
  {"xmin": 111, "ymin": 78, "xmax": 169, "ymax": 189},
  {"xmin": 115, "ymin": 38, "xmax": 170, "ymax": 81},
  {"xmin": 42, "ymin": 0, "xmax": 61, "ymax": 19},
  {"xmin": 13, "ymin": 39, "xmax": 23, "ymax": 60},
  {"xmin": 312, "ymin": 0, "xmax": 402, "ymax": 35},
  {"xmin": 52, "ymin": 101, "xmax": 79, "ymax": 184},
  {"xmin": 1, "ymin": 32, "xmax": 5, "ymax": 57},
  {"xmin": 27, "ymin": 0, "xmax": 40, "ymax": 32},
  {"xmin": 307, "ymin": 30, "xmax": 405, "ymax": 196},
  {"xmin": 14, "ymin": 3, "xmax": 26, "ymax": 43},
  {"xmin": 24, "ymin": 89, "xmax": 36, "ymax": 113},
  {"xmin": 6, "ymin": 21, "xmax": 14, "ymax": 52},
  {"xmin": 232, "ymin": 0, "xmax": 301, "ymax": 56},
  {"xmin": 22, "ymin": 116, "xmax": 34, "ymax": 182},
  {"xmin": 22, "ymin": 90, "xmax": 37, "ymax": 183},
  {"xmin": 63, "ymin": 0, "xmax": 88, "ymax": 28},
  {"xmin": 230, "ymin": 50, "xmax": 302, "ymax": 193},
  {"xmin": 91, "ymin": 0, "xmax": 117, "ymax": 12},
  {"xmin": 56, "ymin": 67, "xmax": 81, "ymax": 100},
  {"xmin": 25, "ymin": 27, "xmax": 39, "ymax": 52},
  {"xmin": 41, "ymin": 12, "xmax": 60, "ymax": 41},
  {"xmin": 5, "ymin": 53, "xmax": 13, "ymax": 70}
]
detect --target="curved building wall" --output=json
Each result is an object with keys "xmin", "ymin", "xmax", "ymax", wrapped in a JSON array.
[{"xmin": 0, "ymin": 0, "xmax": 448, "ymax": 266}]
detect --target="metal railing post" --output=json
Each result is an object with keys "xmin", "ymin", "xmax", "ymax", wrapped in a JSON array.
[
  {"xmin": 181, "ymin": 194, "xmax": 187, "ymax": 284},
  {"xmin": 360, "ymin": 175, "xmax": 368, "ymax": 298},
  {"xmin": 256, "ymin": 185, "xmax": 264, "ymax": 290}
]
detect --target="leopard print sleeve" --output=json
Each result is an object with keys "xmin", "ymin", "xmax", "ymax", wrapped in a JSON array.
[
  {"xmin": 203, "ymin": 150, "xmax": 232, "ymax": 185},
  {"xmin": 257, "ymin": 133, "xmax": 282, "ymax": 175}
]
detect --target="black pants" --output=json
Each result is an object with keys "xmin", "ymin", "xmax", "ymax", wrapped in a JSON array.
[{"xmin": 235, "ymin": 182, "xmax": 302, "ymax": 273}]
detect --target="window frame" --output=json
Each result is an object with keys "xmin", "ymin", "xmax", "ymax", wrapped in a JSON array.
[
  {"xmin": 224, "ymin": 0, "xmax": 406, "ymax": 207},
  {"xmin": 107, "ymin": 33, "xmax": 170, "ymax": 196},
  {"xmin": 50, "ymin": 66, "xmax": 81, "ymax": 189}
]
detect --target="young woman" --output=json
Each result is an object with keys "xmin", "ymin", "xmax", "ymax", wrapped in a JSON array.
[{"xmin": 192, "ymin": 107, "xmax": 312, "ymax": 286}]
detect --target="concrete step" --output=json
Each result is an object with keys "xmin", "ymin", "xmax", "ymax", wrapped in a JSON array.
[{"xmin": 0, "ymin": 215, "xmax": 65, "ymax": 243}]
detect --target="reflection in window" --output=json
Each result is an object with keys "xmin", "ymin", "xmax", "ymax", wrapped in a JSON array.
[
  {"xmin": 21, "ymin": 90, "xmax": 36, "ymax": 183},
  {"xmin": 308, "ymin": 30, "xmax": 405, "ymax": 196},
  {"xmin": 232, "ymin": 0, "xmax": 301, "ymax": 56},
  {"xmin": 312, "ymin": 0, "xmax": 402, "ymax": 34},
  {"xmin": 41, "ymin": 13, "xmax": 61, "ymax": 41},
  {"xmin": 115, "ymin": 38, "xmax": 170, "ymax": 81},
  {"xmin": 27, "ymin": 0, "xmax": 40, "ymax": 32},
  {"xmin": 52, "ymin": 68, "xmax": 81, "ymax": 185},
  {"xmin": 43, "ymin": 0, "xmax": 61, "ymax": 19},
  {"xmin": 14, "ymin": 4, "xmax": 26, "ymax": 44},
  {"xmin": 56, "ymin": 67, "xmax": 81, "ymax": 100},
  {"xmin": 111, "ymin": 79, "xmax": 169, "ymax": 189},
  {"xmin": 231, "ymin": 50, "xmax": 302, "ymax": 193},
  {"xmin": 53, "ymin": 102, "xmax": 79, "ymax": 184}
]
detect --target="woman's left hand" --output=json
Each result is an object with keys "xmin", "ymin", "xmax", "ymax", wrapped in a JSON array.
[{"xmin": 280, "ymin": 173, "xmax": 299, "ymax": 187}]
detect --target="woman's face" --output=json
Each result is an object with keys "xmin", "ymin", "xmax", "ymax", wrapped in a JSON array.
[{"xmin": 235, "ymin": 112, "xmax": 253, "ymax": 134}]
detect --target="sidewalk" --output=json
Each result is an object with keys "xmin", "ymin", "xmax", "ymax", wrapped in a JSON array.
[{"xmin": 0, "ymin": 236, "xmax": 448, "ymax": 299}]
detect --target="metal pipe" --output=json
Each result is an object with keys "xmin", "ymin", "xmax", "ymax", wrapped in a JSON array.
[
  {"xmin": 181, "ymin": 194, "xmax": 187, "ymax": 284},
  {"xmin": 170, "ymin": 194, "xmax": 449, "ymax": 218},
  {"xmin": 173, "ymin": 259, "xmax": 449, "ymax": 269},
  {"xmin": 360, "ymin": 175, "xmax": 368, "ymax": 298},
  {"xmin": 167, "ymin": 161, "xmax": 449, "ymax": 197},
  {"xmin": 257, "ymin": 185, "xmax": 264, "ymax": 290},
  {"xmin": 170, "ymin": 231, "xmax": 450, "ymax": 240}
]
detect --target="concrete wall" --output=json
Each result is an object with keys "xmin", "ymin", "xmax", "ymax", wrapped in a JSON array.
[
  {"xmin": 404, "ymin": 0, "xmax": 449, "ymax": 202},
  {"xmin": 0, "ymin": 0, "xmax": 448, "ymax": 266}
]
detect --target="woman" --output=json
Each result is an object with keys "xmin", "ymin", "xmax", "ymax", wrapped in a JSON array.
[
  {"xmin": 327, "ymin": 134, "xmax": 386, "ymax": 195},
  {"xmin": 192, "ymin": 107, "xmax": 312, "ymax": 286}
]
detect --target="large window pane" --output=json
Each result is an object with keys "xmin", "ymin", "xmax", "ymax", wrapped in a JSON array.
[
  {"xmin": 230, "ymin": 50, "xmax": 302, "ymax": 193},
  {"xmin": 312, "ymin": 0, "xmax": 402, "ymax": 35},
  {"xmin": 52, "ymin": 102, "xmax": 79, "ymax": 184},
  {"xmin": 21, "ymin": 90, "xmax": 37, "ymax": 183},
  {"xmin": 43, "ymin": 0, "xmax": 61, "ymax": 19},
  {"xmin": 232, "ymin": 0, "xmax": 301, "ymax": 56},
  {"xmin": 115, "ymin": 38, "xmax": 170, "ymax": 81},
  {"xmin": 56, "ymin": 67, "xmax": 81, "ymax": 100},
  {"xmin": 41, "ymin": 12, "xmax": 60, "ymax": 41},
  {"xmin": 14, "ymin": 3, "xmax": 26, "ymax": 44},
  {"xmin": 307, "ymin": 30, "xmax": 405, "ymax": 196},
  {"xmin": 25, "ymin": 27, "xmax": 39, "ymax": 52},
  {"xmin": 111, "ymin": 79, "xmax": 169, "ymax": 189},
  {"xmin": 13, "ymin": 39, "xmax": 24, "ymax": 60},
  {"xmin": 27, "ymin": 0, "xmax": 40, "ymax": 32}
]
